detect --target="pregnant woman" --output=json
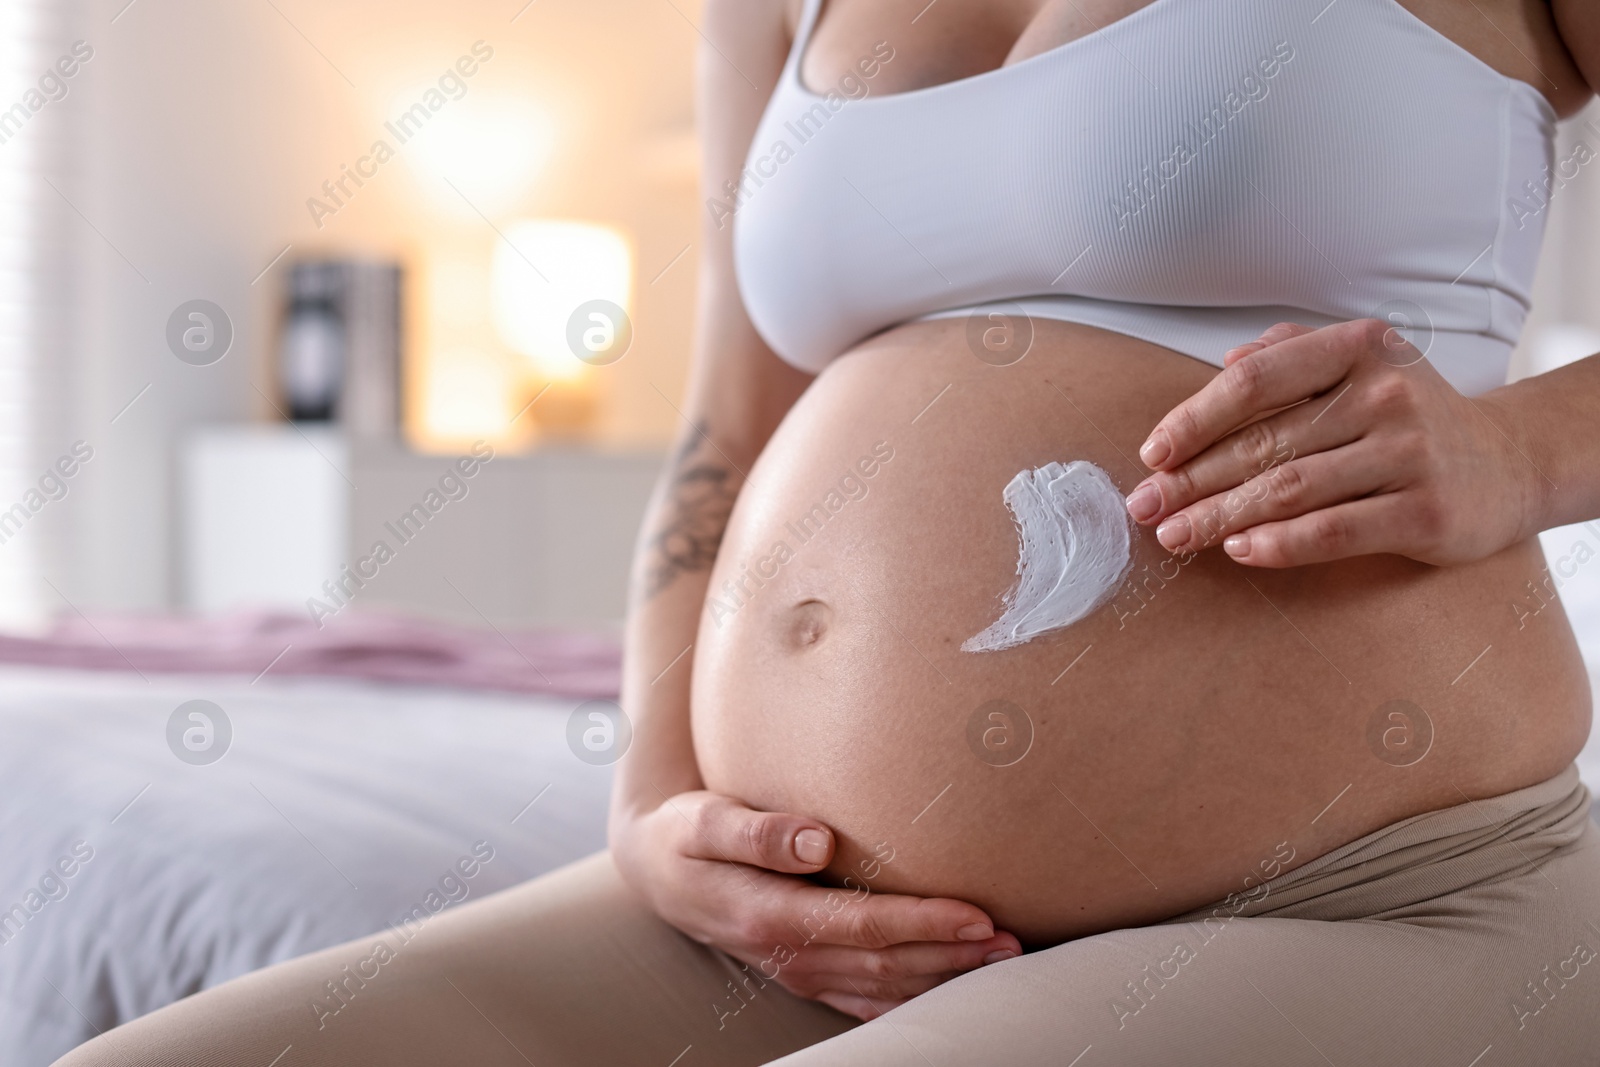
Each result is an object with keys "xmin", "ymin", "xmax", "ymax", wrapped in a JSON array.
[{"xmin": 60, "ymin": 0, "xmax": 1600, "ymax": 1064}]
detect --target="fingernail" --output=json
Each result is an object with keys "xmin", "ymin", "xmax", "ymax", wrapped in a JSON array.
[
  {"xmin": 956, "ymin": 923, "xmax": 993, "ymax": 941},
  {"xmin": 1224, "ymin": 533, "xmax": 1250, "ymax": 558},
  {"xmin": 1156, "ymin": 515, "xmax": 1190, "ymax": 551},
  {"xmin": 1139, "ymin": 430, "xmax": 1170, "ymax": 468},
  {"xmin": 983, "ymin": 949, "xmax": 1017, "ymax": 965},
  {"xmin": 1125, "ymin": 483, "xmax": 1161, "ymax": 523},
  {"xmin": 793, "ymin": 829, "xmax": 830, "ymax": 865}
]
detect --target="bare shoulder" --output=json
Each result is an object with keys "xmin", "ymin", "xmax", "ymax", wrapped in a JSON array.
[
  {"xmin": 696, "ymin": 0, "xmax": 799, "ymax": 150},
  {"xmin": 692, "ymin": 0, "xmax": 816, "ymax": 447},
  {"xmin": 699, "ymin": 0, "xmax": 800, "ymax": 63},
  {"xmin": 696, "ymin": 0, "xmax": 797, "ymax": 223}
]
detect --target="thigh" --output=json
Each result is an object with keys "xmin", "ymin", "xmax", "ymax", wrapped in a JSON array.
[
  {"xmin": 767, "ymin": 835, "xmax": 1600, "ymax": 1067},
  {"xmin": 53, "ymin": 851, "xmax": 854, "ymax": 1067}
]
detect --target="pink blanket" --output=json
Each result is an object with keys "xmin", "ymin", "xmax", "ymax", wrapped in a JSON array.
[{"xmin": 0, "ymin": 610, "xmax": 620, "ymax": 698}]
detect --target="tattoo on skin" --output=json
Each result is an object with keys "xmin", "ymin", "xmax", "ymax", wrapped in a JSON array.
[{"xmin": 643, "ymin": 424, "xmax": 741, "ymax": 600}]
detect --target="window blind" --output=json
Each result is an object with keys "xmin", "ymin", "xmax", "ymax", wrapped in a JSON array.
[{"xmin": 0, "ymin": 0, "xmax": 69, "ymax": 630}]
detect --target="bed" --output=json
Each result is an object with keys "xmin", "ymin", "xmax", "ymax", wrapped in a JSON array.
[{"xmin": 0, "ymin": 655, "xmax": 616, "ymax": 1066}]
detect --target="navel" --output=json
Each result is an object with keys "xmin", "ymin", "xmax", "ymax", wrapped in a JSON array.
[{"xmin": 786, "ymin": 599, "xmax": 833, "ymax": 650}]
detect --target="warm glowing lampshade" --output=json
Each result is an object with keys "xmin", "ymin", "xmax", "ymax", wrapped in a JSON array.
[
  {"xmin": 421, "ymin": 348, "xmax": 516, "ymax": 443},
  {"xmin": 492, "ymin": 220, "xmax": 633, "ymax": 381}
]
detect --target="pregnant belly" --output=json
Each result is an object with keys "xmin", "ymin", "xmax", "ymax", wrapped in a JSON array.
[{"xmin": 690, "ymin": 319, "xmax": 1590, "ymax": 946}]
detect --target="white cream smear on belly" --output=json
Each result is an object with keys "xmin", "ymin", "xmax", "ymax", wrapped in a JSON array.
[{"xmin": 962, "ymin": 461, "xmax": 1134, "ymax": 653}]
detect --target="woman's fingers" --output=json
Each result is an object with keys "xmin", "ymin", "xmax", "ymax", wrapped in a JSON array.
[
  {"xmin": 794, "ymin": 935, "xmax": 1020, "ymax": 989},
  {"xmin": 1142, "ymin": 319, "xmax": 1383, "ymax": 470},
  {"xmin": 723, "ymin": 888, "xmax": 1017, "ymax": 1006},
  {"xmin": 722, "ymin": 879, "xmax": 1000, "ymax": 952},
  {"xmin": 1220, "ymin": 495, "xmax": 1420, "ymax": 567},
  {"xmin": 1129, "ymin": 319, "xmax": 1473, "ymax": 567},
  {"xmin": 669, "ymin": 792, "xmax": 836, "ymax": 874},
  {"xmin": 1148, "ymin": 443, "xmax": 1396, "ymax": 554},
  {"xmin": 635, "ymin": 791, "xmax": 1022, "ymax": 1022},
  {"xmin": 1126, "ymin": 382, "xmax": 1361, "ymax": 526},
  {"xmin": 646, "ymin": 792, "xmax": 1020, "ymax": 1019},
  {"xmin": 794, "ymin": 888, "xmax": 998, "ymax": 949},
  {"xmin": 1222, "ymin": 322, "xmax": 1316, "ymax": 366}
]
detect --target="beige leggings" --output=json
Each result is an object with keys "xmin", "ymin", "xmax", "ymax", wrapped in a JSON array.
[{"xmin": 56, "ymin": 767, "xmax": 1600, "ymax": 1067}]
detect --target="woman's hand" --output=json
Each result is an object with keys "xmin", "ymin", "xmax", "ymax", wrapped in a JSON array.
[
  {"xmin": 610, "ymin": 790, "xmax": 1021, "ymax": 1021},
  {"xmin": 1123, "ymin": 319, "xmax": 1546, "ymax": 568}
]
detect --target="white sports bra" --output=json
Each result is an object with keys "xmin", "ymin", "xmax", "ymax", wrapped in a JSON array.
[{"xmin": 731, "ymin": 0, "xmax": 1557, "ymax": 395}]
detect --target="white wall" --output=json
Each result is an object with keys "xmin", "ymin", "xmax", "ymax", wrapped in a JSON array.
[
  {"xmin": 50, "ymin": 0, "xmax": 702, "ymax": 618},
  {"xmin": 0, "ymin": 0, "xmax": 82, "ymax": 630},
  {"xmin": 63, "ymin": 0, "xmax": 331, "ymax": 612}
]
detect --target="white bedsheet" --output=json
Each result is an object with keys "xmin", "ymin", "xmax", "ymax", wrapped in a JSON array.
[{"xmin": 0, "ymin": 666, "xmax": 613, "ymax": 1067}]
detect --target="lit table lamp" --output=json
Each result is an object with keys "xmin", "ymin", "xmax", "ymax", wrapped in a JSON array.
[{"xmin": 491, "ymin": 219, "xmax": 633, "ymax": 438}]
